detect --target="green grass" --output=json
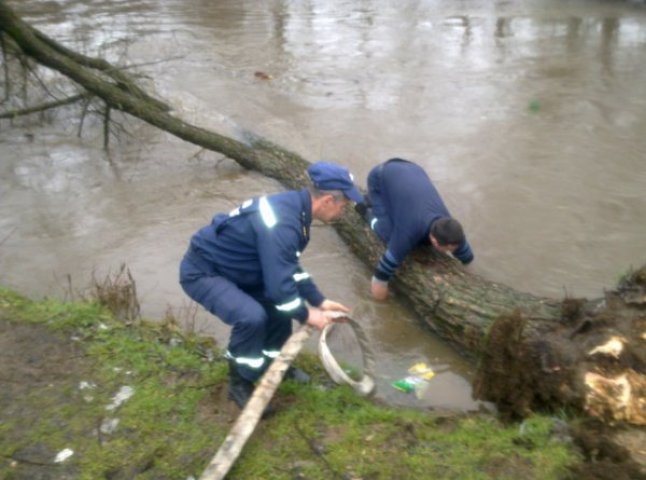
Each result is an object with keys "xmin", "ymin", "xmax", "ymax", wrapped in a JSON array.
[{"xmin": 0, "ymin": 287, "xmax": 580, "ymax": 479}]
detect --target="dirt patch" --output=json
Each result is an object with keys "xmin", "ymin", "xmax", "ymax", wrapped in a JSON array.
[
  {"xmin": 0, "ymin": 317, "xmax": 89, "ymax": 479},
  {"xmin": 569, "ymin": 419, "xmax": 646, "ymax": 480},
  {"xmin": 0, "ymin": 317, "xmax": 86, "ymax": 390}
]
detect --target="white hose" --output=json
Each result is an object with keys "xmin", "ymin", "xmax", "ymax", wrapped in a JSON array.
[{"xmin": 318, "ymin": 314, "xmax": 376, "ymax": 396}]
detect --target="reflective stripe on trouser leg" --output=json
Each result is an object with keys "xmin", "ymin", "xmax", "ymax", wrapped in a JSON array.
[
  {"xmin": 225, "ymin": 350, "xmax": 265, "ymax": 370},
  {"xmin": 179, "ymin": 269, "xmax": 268, "ymax": 382}
]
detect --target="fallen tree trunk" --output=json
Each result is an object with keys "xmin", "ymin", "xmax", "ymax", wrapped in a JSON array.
[{"xmin": 1, "ymin": 1, "xmax": 644, "ymax": 426}]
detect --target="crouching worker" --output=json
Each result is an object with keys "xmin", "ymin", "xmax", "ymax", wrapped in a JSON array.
[
  {"xmin": 179, "ymin": 161, "xmax": 363, "ymax": 411},
  {"xmin": 363, "ymin": 158, "xmax": 474, "ymax": 301}
]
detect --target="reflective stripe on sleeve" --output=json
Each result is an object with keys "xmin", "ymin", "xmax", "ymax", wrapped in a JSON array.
[
  {"xmin": 259, "ymin": 196, "xmax": 277, "ymax": 228},
  {"xmin": 293, "ymin": 272, "xmax": 311, "ymax": 282},
  {"xmin": 370, "ymin": 218, "xmax": 378, "ymax": 230},
  {"xmin": 276, "ymin": 297, "xmax": 303, "ymax": 312},
  {"xmin": 262, "ymin": 349, "xmax": 280, "ymax": 359}
]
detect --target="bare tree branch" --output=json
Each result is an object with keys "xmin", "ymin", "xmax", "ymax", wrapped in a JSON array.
[{"xmin": 0, "ymin": 92, "xmax": 87, "ymax": 118}]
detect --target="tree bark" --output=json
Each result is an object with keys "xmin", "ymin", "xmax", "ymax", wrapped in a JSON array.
[{"xmin": 1, "ymin": 1, "xmax": 644, "ymax": 426}]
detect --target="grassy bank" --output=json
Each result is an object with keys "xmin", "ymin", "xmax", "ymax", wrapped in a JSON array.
[{"xmin": 0, "ymin": 287, "xmax": 579, "ymax": 479}]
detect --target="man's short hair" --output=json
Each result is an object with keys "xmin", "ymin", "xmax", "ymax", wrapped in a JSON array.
[
  {"xmin": 431, "ymin": 217, "xmax": 465, "ymax": 246},
  {"xmin": 307, "ymin": 185, "xmax": 346, "ymax": 201}
]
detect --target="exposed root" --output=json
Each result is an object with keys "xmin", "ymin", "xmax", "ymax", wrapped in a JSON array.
[{"xmin": 472, "ymin": 311, "xmax": 574, "ymax": 420}]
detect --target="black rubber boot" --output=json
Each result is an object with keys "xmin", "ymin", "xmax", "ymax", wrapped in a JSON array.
[
  {"xmin": 285, "ymin": 366, "xmax": 311, "ymax": 384},
  {"xmin": 227, "ymin": 360, "xmax": 273, "ymax": 417},
  {"xmin": 227, "ymin": 360, "xmax": 255, "ymax": 410}
]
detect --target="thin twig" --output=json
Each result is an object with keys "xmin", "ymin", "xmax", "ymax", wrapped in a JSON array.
[
  {"xmin": 117, "ymin": 55, "xmax": 186, "ymax": 71},
  {"xmin": 19, "ymin": 54, "xmax": 55, "ymax": 100},
  {"xmin": 103, "ymin": 103, "xmax": 110, "ymax": 150},
  {"xmin": 188, "ymin": 148, "xmax": 206, "ymax": 161},
  {"xmin": 0, "ymin": 93, "xmax": 87, "ymax": 118},
  {"xmin": 1, "ymin": 33, "xmax": 10, "ymax": 102},
  {"xmin": 31, "ymin": 27, "xmax": 170, "ymax": 111},
  {"xmin": 77, "ymin": 94, "xmax": 92, "ymax": 137}
]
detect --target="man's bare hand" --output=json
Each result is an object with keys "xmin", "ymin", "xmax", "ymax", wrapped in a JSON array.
[
  {"xmin": 319, "ymin": 299, "xmax": 350, "ymax": 313},
  {"xmin": 306, "ymin": 308, "xmax": 330, "ymax": 331},
  {"xmin": 371, "ymin": 278, "xmax": 389, "ymax": 301}
]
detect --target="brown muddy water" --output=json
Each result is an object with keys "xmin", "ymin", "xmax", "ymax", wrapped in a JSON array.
[{"xmin": 1, "ymin": 0, "xmax": 645, "ymax": 411}]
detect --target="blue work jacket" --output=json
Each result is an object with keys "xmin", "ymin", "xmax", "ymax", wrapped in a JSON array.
[
  {"xmin": 374, "ymin": 158, "xmax": 474, "ymax": 282},
  {"xmin": 188, "ymin": 189, "xmax": 324, "ymax": 323}
]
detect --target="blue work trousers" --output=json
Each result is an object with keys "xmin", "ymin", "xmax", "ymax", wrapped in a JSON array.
[{"xmin": 179, "ymin": 248, "xmax": 293, "ymax": 382}]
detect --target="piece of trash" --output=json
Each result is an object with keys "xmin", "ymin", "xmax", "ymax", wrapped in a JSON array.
[
  {"xmin": 54, "ymin": 448, "xmax": 74, "ymax": 463},
  {"xmin": 106, "ymin": 386, "xmax": 134, "ymax": 411},
  {"xmin": 100, "ymin": 418, "xmax": 120, "ymax": 435},
  {"xmin": 408, "ymin": 362, "xmax": 435, "ymax": 380},
  {"xmin": 392, "ymin": 362, "xmax": 437, "ymax": 398},
  {"xmin": 391, "ymin": 376, "xmax": 428, "ymax": 394},
  {"xmin": 79, "ymin": 381, "xmax": 96, "ymax": 390}
]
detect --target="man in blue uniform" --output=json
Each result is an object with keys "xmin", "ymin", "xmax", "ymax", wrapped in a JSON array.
[
  {"xmin": 363, "ymin": 158, "xmax": 474, "ymax": 300},
  {"xmin": 179, "ymin": 161, "xmax": 362, "ymax": 410}
]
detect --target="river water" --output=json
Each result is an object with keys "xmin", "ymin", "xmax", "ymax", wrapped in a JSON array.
[{"xmin": 1, "ymin": 0, "xmax": 645, "ymax": 411}]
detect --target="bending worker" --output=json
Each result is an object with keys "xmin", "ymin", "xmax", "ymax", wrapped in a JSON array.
[
  {"xmin": 179, "ymin": 161, "xmax": 362, "ymax": 410},
  {"xmin": 363, "ymin": 158, "xmax": 474, "ymax": 301}
]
